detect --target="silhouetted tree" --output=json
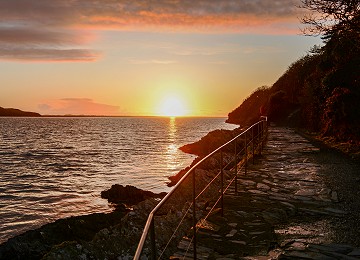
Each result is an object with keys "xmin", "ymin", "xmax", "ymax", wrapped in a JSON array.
[
  {"xmin": 227, "ymin": 0, "xmax": 360, "ymax": 142},
  {"xmin": 300, "ymin": 0, "xmax": 360, "ymax": 43}
]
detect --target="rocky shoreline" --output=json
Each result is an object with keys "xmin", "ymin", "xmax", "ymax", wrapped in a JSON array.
[
  {"xmin": 0, "ymin": 126, "xmax": 241, "ymax": 259},
  {"xmin": 0, "ymin": 185, "xmax": 167, "ymax": 259},
  {"xmin": 2, "ymin": 123, "xmax": 359, "ymax": 259}
]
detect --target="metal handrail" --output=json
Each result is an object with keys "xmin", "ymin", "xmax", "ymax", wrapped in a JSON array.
[{"xmin": 134, "ymin": 117, "xmax": 268, "ymax": 259}]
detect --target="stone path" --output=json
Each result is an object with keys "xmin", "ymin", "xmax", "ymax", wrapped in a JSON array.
[{"xmin": 172, "ymin": 127, "xmax": 360, "ymax": 259}]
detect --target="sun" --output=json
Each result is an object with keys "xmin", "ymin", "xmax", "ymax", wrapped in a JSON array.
[{"xmin": 158, "ymin": 95, "xmax": 187, "ymax": 117}]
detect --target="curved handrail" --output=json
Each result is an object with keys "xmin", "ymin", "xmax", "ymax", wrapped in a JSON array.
[{"xmin": 134, "ymin": 117, "xmax": 267, "ymax": 259}]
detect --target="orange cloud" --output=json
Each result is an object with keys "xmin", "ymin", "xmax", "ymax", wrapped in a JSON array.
[
  {"xmin": 0, "ymin": 48, "xmax": 100, "ymax": 62},
  {"xmin": 0, "ymin": 0, "xmax": 304, "ymax": 62}
]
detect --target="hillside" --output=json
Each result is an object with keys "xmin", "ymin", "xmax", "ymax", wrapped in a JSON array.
[
  {"xmin": 0, "ymin": 107, "xmax": 41, "ymax": 117},
  {"xmin": 228, "ymin": 0, "xmax": 360, "ymax": 146},
  {"xmin": 227, "ymin": 32, "xmax": 360, "ymax": 145}
]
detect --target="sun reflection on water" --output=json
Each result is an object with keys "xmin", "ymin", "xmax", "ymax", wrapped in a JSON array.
[
  {"xmin": 168, "ymin": 117, "xmax": 177, "ymax": 141},
  {"xmin": 165, "ymin": 117, "xmax": 180, "ymax": 172}
]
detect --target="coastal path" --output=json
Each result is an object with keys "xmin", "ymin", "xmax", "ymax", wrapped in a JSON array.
[{"xmin": 172, "ymin": 126, "xmax": 360, "ymax": 259}]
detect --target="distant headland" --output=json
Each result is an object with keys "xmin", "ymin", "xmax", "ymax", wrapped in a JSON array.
[{"xmin": 0, "ymin": 107, "xmax": 41, "ymax": 117}]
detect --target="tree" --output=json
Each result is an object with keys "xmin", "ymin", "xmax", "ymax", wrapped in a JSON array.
[{"xmin": 300, "ymin": 0, "xmax": 360, "ymax": 42}]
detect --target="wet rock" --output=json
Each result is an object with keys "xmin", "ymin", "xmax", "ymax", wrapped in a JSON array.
[{"xmin": 101, "ymin": 184, "xmax": 167, "ymax": 205}]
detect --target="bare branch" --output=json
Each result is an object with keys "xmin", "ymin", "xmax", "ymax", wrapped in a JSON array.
[{"xmin": 299, "ymin": 0, "xmax": 360, "ymax": 39}]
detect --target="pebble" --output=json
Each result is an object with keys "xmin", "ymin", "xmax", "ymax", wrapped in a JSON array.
[
  {"xmin": 225, "ymin": 229, "xmax": 237, "ymax": 237},
  {"xmin": 295, "ymin": 189, "xmax": 316, "ymax": 196},
  {"xmin": 331, "ymin": 191, "xmax": 339, "ymax": 202},
  {"xmin": 256, "ymin": 183, "xmax": 271, "ymax": 191},
  {"xmin": 230, "ymin": 240, "xmax": 246, "ymax": 245}
]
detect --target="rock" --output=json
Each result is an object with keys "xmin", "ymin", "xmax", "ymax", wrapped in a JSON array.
[
  {"xmin": 230, "ymin": 240, "xmax": 246, "ymax": 245},
  {"xmin": 0, "ymin": 211, "xmax": 126, "ymax": 260},
  {"xmin": 295, "ymin": 189, "xmax": 316, "ymax": 196},
  {"xmin": 43, "ymin": 199, "xmax": 159, "ymax": 260},
  {"xmin": 101, "ymin": 184, "xmax": 167, "ymax": 206},
  {"xmin": 348, "ymin": 248, "xmax": 360, "ymax": 256},
  {"xmin": 249, "ymin": 231, "xmax": 266, "ymax": 235},
  {"xmin": 168, "ymin": 157, "xmax": 200, "ymax": 187},
  {"xmin": 239, "ymin": 179, "xmax": 256, "ymax": 187},
  {"xmin": 257, "ymin": 183, "xmax": 271, "ymax": 191},
  {"xmin": 179, "ymin": 128, "xmax": 242, "ymax": 157},
  {"xmin": 323, "ymin": 207, "xmax": 347, "ymax": 215},
  {"xmin": 280, "ymin": 250, "xmax": 337, "ymax": 259},
  {"xmin": 331, "ymin": 191, "xmax": 339, "ymax": 202},
  {"xmin": 307, "ymin": 243, "xmax": 353, "ymax": 254},
  {"xmin": 225, "ymin": 229, "xmax": 237, "ymax": 237}
]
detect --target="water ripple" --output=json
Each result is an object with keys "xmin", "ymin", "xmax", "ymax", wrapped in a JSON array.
[{"xmin": 0, "ymin": 117, "xmax": 237, "ymax": 243}]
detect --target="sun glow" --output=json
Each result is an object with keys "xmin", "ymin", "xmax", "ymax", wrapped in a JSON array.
[{"xmin": 157, "ymin": 95, "xmax": 187, "ymax": 117}]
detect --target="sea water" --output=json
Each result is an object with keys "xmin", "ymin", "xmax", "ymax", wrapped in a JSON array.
[{"xmin": 0, "ymin": 117, "xmax": 237, "ymax": 243}]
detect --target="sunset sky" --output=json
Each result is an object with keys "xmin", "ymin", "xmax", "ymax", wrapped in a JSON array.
[{"xmin": 0, "ymin": 0, "xmax": 322, "ymax": 116}]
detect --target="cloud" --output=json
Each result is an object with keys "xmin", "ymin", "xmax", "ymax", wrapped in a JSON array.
[
  {"xmin": 38, "ymin": 98, "xmax": 120, "ymax": 115},
  {"xmin": 76, "ymin": 0, "xmax": 302, "ymax": 32},
  {"xmin": 0, "ymin": 0, "xmax": 303, "ymax": 31},
  {"xmin": 0, "ymin": 47, "xmax": 100, "ymax": 62},
  {"xmin": 0, "ymin": 0, "xmax": 303, "ymax": 62},
  {"xmin": 0, "ymin": 27, "xmax": 91, "ymax": 45}
]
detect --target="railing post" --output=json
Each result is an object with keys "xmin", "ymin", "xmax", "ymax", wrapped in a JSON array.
[
  {"xmin": 234, "ymin": 139, "xmax": 238, "ymax": 194},
  {"xmin": 261, "ymin": 121, "xmax": 266, "ymax": 150},
  {"xmin": 150, "ymin": 218, "xmax": 156, "ymax": 260},
  {"xmin": 259, "ymin": 122, "xmax": 262, "ymax": 155},
  {"xmin": 252, "ymin": 126, "xmax": 255, "ymax": 164},
  {"xmin": 192, "ymin": 169, "xmax": 197, "ymax": 260},
  {"xmin": 220, "ymin": 149, "xmax": 224, "ymax": 217},
  {"xmin": 244, "ymin": 132, "xmax": 247, "ymax": 175},
  {"xmin": 133, "ymin": 118, "xmax": 269, "ymax": 259}
]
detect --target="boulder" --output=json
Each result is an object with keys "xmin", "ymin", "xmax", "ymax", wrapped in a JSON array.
[
  {"xmin": 179, "ymin": 128, "xmax": 242, "ymax": 157},
  {"xmin": 101, "ymin": 184, "xmax": 167, "ymax": 205}
]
